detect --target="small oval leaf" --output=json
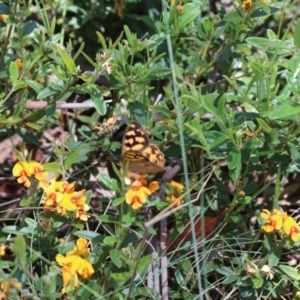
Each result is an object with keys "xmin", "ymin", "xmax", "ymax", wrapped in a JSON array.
[{"xmin": 22, "ymin": 21, "xmax": 36, "ymax": 36}]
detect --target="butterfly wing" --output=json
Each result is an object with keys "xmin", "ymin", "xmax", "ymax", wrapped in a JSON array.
[
  {"xmin": 122, "ymin": 121, "xmax": 165, "ymax": 173},
  {"xmin": 122, "ymin": 121, "xmax": 149, "ymax": 156},
  {"xmin": 142, "ymin": 144, "xmax": 165, "ymax": 169}
]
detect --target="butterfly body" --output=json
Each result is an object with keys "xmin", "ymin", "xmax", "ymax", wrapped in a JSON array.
[{"xmin": 122, "ymin": 121, "xmax": 165, "ymax": 173}]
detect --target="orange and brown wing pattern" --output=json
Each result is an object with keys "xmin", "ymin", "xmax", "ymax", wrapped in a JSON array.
[
  {"xmin": 122, "ymin": 121, "xmax": 165, "ymax": 173},
  {"xmin": 122, "ymin": 121, "xmax": 149, "ymax": 156},
  {"xmin": 142, "ymin": 144, "xmax": 165, "ymax": 169}
]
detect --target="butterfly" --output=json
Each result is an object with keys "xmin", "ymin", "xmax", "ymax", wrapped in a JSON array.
[{"xmin": 122, "ymin": 121, "xmax": 165, "ymax": 173}]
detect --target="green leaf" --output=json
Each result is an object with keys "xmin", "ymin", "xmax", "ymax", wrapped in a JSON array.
[
  {"xmin": 210, "ymin": 133, "xmax": 228, "ymax": 149},
  {"xmin": 27, "ymin": 108, "xmax": 47, "ymax": 122},
  {"xmin": 217, "ymin": 95, "xmax": 226, "ymax": 114},
  {"xmin": 81, "ymin": 52, "xmax": 96, "ymax": 68},
  {"xmin": 175, "ymin": 269, "xmax": 185, "ymax": 286},
  {"xmin": 262, "ymin": 233, "xmax": 272, "ymax": 251},
  {"xmin": 27, "ymin": 252, "xmax": 41, "ymax": 264},
  {"xmin": 227, "ymin": 151, "xmax": 241, "ymax": 170},
  {"xmin": 37, "ymin": 85, "xmax": 63, "ymax": 100},
  {"xmin": 223, "ymin": 11, "xmax": 243, "ymax": 22},
  {"xmin": 98, "ymin": 173, "xmax": 119, "ymax": 191},
  {"xmin": 24, "ymin": 218, "xmax": 38, "ymax": 229},
  {"xmin": 45, "ymin": 103, "xmax": 56, "ymax": 118},
  {"xmin": 229, "ymin": 166, "xmax": 241, "ymax": 186},
  {"xmin": 26, "ymin": 80, "xmax": 43, "ymax": 93},
  {"xmin": 122, "ymin": 211, "xmax": 136, "ymax": 227},
  {"xmin": 230, "ymin": 212, "xmax": 245, "ymax": 227},
  {"xmin": 44, "ymin": 162, "xmax": 61, "ymax": 173},
  {"xmin": 112, "ymin": 197, "xmax": 124, "ymax": 206},
  {"xmin": 110, "ymin": 249, "xmax": 123, "ymax": 268},
  {"xmin": 111, "ymin": 30, "xmax": 124, "ymax": 50},
  {"xmin": 128, "ymin": 101, "xmax": 146, "ymax": 124},
  {"xmin": 294, "ymin": 20, "xmax": 300, "ymax": 48},
  {"xmin": 12, "ymin": 236, "xmax": 27, "ymax": 266},
  {"xmin": 97, "ymin": 215, "xmax": 119, "ymax": 223},
  {"xmin": 2, "ymin": 225, "xmax": 28, "ymax": 235},
  {"xmin": 256, "ymin": 118, "xmax": 273, "ymax": 134},
  {"xmin": 268, "ymin": 248, "xmax": 281, "ymax": 267},
  {"xmin": 202, "ymin": 95, "xmax": 217, "ymax": 115},
  {"xmin": 150, "ymin": 32, "xmax": 166, "ymax": 50},
  {"xmin": 84, "ymin": 190, "xmax": 92, "ymax": 205},
  {"xmin": 13, "ymin": 81, "xmax": 28, "ymax": 91},
  {"xmin": 120, "ymin": 232, "xmax": 139, "ymax": 248},
  {"xmin": 20, "ymin": 198, "xmax": 34, "ymax": 207},
  {"xmin": 22, "ymin": 21, "xmax": 36, "ymax": 36},
  {"xmin": 13, "ymin": 89, "xmax": 28, "ymax": 116},
  {"xmin": 278, "ymin": 265, "xmax": 299, "ymax": 280},
  {"xmin": 16, "ymin": 128, "xmax": 42, "ymax": 146},
  {"xmin": 222, "ymin": 273, "xmax": 239, "ymax": 284},
  {"xmin": 0, "ymin": 3, "xmax": 10, "ymax": 14},
  {"xmin": 135, "ymin": 67, "xmax": 171, "ymax": 82},
  {"xmin": 137, "ymin": 255, "xmax": 152, "ymax": 271},
  {"xmin": 177, "ymin": 3, "xmax": 201, "ymax": 30},
  {"xmin": 253, "ymin": 2, "xmax": 271, "ymax": 15},
  {"xmin": 110, "ymin": 272, "xmax": 130, "ymax": 282},
  {"xmin": 285, "ymin": 71, "xmax": 300, "ymax": 94},
  {"xmin": 96, "ymin": 31, "xmax": 107, "ymax": 49},
  {"xmin": 267, "ymin": 29, "xmax": 278, "ymax": 40},
  {"xmin": 103, "ymin": 236, "xmax": 117, "ymax": 246},
  {"xmin": 252, "ymin": 277, "xmax": 264, "ymax": 289},
  {"xmin": 246, "ymin": 37, "xmax": 292, "ymax": 55},
  {"xmin": 216, "ymin": 267, "xmax": 233, "ymax": 276},
  {"xmin": 268, "ymin": 102, "xmax": 300, "ymax": 120},
  {"xmin": 9, "ymin": 61, "xmax": 19, "ymax": 84},
  {"xmin": 124, "ymin": 25, "xmax": 138, "ymax": 51},
  {"xmin": 73, "ymin": 230, "xmax": 102, "ymax": 240},
  {"xmin": 150, "ymin": 102, "xmax": 173, "ymax": 117},
  {"xmin": 73, "ymin": 42, "xmax": 85, "ymax": 61},
  {"xmin": 64, "ymin": 149, "xmax": 81, "ymax": 170},
  {"xmin": 289, "ymin": 144, "xmax": 300, "ymax": 162},
  {"xmin": 56, "ymin": 46, "xmax": 76, "ymax": 73},
  {"xmin": 250, "ymin": 62, "xmax": 264, "ymax": 76},
  {"xmin": 89, "ymin": 85, "xmax": 106, "ymax": 115},
  {"xmin": 244, "ymin": 139, "xmax": 264, "ymax": 149}
]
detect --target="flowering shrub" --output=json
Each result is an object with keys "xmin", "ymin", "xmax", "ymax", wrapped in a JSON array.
[
  {"xmin": 125, "ymin": 173, "xmax": 160, "ymax": 209},
  {"xmin": 12, "ymin": 160, "xmax": 90, "ymax": 221},
  {"xmin": 2, "ymin": 0, "xmax": 300, "ymax": 298},
  {"xmin": 261, "ymin": 209, "xmax": 300, "ymax": 242},
  {"xmin": 56, "ymin": 238, "xmax": 94, "ymax": 294},
  {"xmin": 12, "ymin": 160, "xmax": 47, "ymax": 188}
]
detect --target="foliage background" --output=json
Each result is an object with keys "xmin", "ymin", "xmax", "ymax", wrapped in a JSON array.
[{"xmin": 1, "ymin": 0, "xmax": 300, "ymax": 299}]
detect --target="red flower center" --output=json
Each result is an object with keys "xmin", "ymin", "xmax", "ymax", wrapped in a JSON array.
[
  {"xmin": 290, "ymin": 226, "xmax": 299, "ymax": 235},
  {"xmin": 71, "ymin": 197, "xmax": 77, "ymax": 204},
  {"xmin": 20, "ymin": 170, "xmax": 29, "ymax": 177},
  {"xmin": 33, "ymin": 166, "xmax": 42, "ymax": 174},
  {"xmin": 132, "ymin": 196, "xmax": 141, "ymax": 204},
  {"xmin": 49, "ymin": 193, "xmax": 57, "ymax": 202},
  {"xmin": 269, "ymin": 219, "xmax": 277, "ymax": 229}
]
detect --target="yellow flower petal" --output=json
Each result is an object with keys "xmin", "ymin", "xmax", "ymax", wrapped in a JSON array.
[
  {"xmin": 14, "ymin": 58, "xmax": 23, "ymax": 70},
  {"xmin": 77, "ymin": 258, "xmax": 94, "ymax": 278},
  {"xmin": 125, "ymin": 186, "xmax": 151, "ymax": 210},
  {"xmin": 260, "ymin": 209, "xmax": 271, "ymax": 220},
  {"xmin": 148, "ymin": 181, "xmax": 160, "ymax": 193},
  {"xmin": 0, "ymin": 245, "xmax": 6, "ymax": 256},
  {"xmin": 261, "ymin": 214, "xmax": 283, "ymax": 232},
  {"xmin": 283, "ymin": 216, "xmax": 300, "ymax": 242},
  {"xmin": 170, "ymin": 180, "xmax": 184, "ymax": 191},
  {"xmin": 0, "ymin": 14, "xmax": 8, "ymax": 22},
  {"xmin": 242, "ymin": 0, "xmax": 252, "ymax": 11},
  {"xmin": 176, "ymin": 5, "xmax": 184, "ymax": 12}
]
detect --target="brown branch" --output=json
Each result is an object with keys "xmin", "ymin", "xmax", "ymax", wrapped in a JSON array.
[{"xmin": 25, "ymin": 100, "xmax": 112, "ymax": 110}]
